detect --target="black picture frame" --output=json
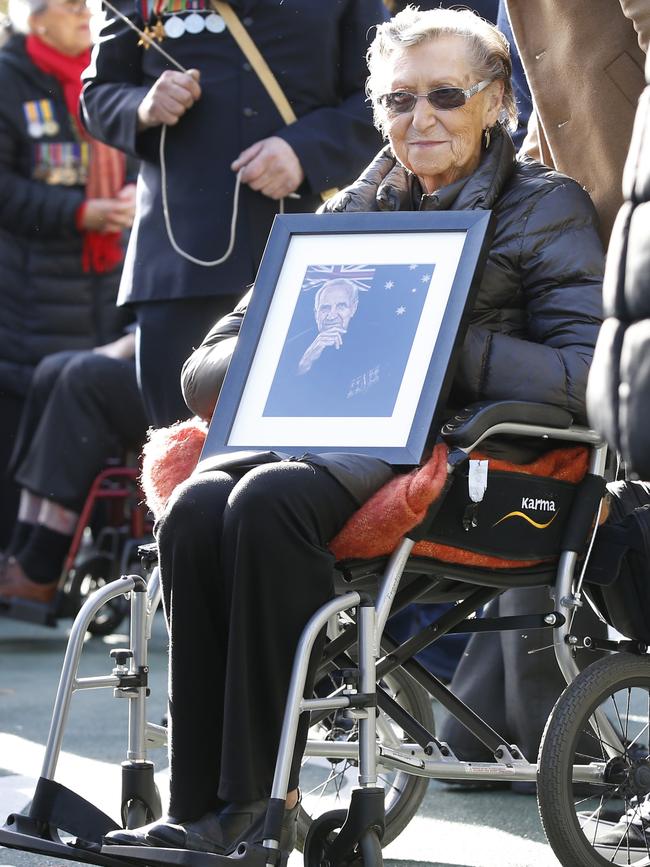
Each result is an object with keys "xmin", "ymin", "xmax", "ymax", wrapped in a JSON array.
[{"xmin": 200, "ymin": 210, "xmax": 494, "ymax": 467}]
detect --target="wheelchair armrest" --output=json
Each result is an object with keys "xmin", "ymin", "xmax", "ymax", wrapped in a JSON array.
[{"xmin": 440, "ymin": 400, "xmax": 574, "ymax": 449}]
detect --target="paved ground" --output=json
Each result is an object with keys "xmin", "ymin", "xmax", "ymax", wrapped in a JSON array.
[{"xmin": 0, "ymin": 612, "xmax": 562, "ymax": 867}]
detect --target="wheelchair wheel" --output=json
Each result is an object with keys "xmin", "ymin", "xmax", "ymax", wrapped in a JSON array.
[
  {"xmin": 123, "ymin": 798, "xmax": 152, "ymax": 829},
  {"xmin": 538, "ymin": 652, "xmax": 650, "ymax": 867},
  {"xmin": 303, "ymin": 810, "xmax": 382, "ymax": 867},
  {"xmin": 298, "ymin": 667, "xmax": 432, "ymax": 851}
]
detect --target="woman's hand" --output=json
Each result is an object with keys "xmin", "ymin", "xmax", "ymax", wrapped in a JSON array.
[
  {"xmin": 137, "ymin": 69, "xmax": 202, "ymax": 130},
  {"xmin": 113, "ymin": 183, "xmax": 137, "ymax": 228},
  {"xmin": 93, "ymin": 332, "xmax": 136, "ymax": 360},
  {"xmin": 81, "ymin": 186, "xmax": 136, "ymax": 233}
]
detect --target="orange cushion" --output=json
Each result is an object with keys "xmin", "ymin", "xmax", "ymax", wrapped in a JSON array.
[{"xmin": 329, "ymin": 445, "xmax": 589, "ymax": 568}]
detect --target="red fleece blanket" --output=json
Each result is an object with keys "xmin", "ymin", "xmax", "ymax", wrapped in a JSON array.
[{"xmin": 140, "ymin": 420, "xmax": 588, "ymax": 568}]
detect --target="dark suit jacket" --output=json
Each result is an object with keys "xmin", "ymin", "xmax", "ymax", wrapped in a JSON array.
[{"xmin": 80, "ymin": 0, "xmax": 386, "ymax": 306}]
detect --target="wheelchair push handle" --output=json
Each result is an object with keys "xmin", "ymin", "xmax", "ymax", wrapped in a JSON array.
[{"xmin": 441, "ymin": 400, "xmax": 574, "ymax": 450}]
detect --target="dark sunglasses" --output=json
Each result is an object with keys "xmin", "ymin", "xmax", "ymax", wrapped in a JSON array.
[{"xmin": 377, "ymin": 78, "xmax": 493, "ymax": 114}]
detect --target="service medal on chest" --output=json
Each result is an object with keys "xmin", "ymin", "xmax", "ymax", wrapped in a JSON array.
[
  {"xmin": 163, "ymin": 14, "xmax": 184, "ymax": 37},
  {"xmin": 204, "ymin": 11, "xmax": 225, "ymax": 31},
  {"xmin": 183, "ymin": 11, "xmax": 205, "ymax": 32}
]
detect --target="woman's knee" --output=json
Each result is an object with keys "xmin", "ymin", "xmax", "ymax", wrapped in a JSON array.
[
  {"xmin": 157, "ymin": 472, "xmax": 234, "ymax": 544},
  {"xmin": 228, "ymin": 462, "xmax": 312, "ymax": 517},
  {"xmin": 226, "ymin": 462, "xmax": 341, "ymax": 541}
]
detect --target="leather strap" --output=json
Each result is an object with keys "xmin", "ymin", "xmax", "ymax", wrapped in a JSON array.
[
  {"xmin": 210, "ymin": 0, "xmax": 296, "ymax": 125},
  {"xmin": 209, "ymin": 0, "xmax": 338, "ymax": 202}
]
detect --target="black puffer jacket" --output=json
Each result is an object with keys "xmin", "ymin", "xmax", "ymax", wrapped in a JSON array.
[
  {"xmin": 182, "ymin": 127, "xmax": 604, "ymax": 503},
  {"xmin": 322, "ymin": 128, "xmax": 604, "ymax": 420},
  {"xmin": 0, "ymin": 35, "xmax": 127, "ymax": 397},
  {"xmin": 587, "ymin": 54, "xmax": 650, "ymax": 478}
]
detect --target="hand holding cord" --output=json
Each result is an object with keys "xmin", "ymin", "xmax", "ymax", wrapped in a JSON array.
[{"xmin": 99, "ymin": 0, "xmax": 296, "ymax": 267}]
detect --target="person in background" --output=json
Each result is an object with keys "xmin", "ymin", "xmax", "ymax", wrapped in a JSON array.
[
  {"xmin": 438, "ymin": 0, "xmax": 649, "ymax": 785},
  {"xmin": 0, "ymin": 0, "xmax": 135, "ymax": 549},
  {"xmin": 584, "ymin": 51, "xmax": 650, "ymax": 852},
  {"xmin": 495, "ymin": 0, "xmax": 530, "ymax": 150},
  {"xmin": 81, "ymin": 1, "xmax": 387, "ymax": 428},
  {"xmin": 505, "ymin": 0, "xmax": 648, "ymax": 247},
  {"xmin": 385, "ymin": 1, "xmax": 497, "ymax": 24},
  {"xmin": 102, "ymin": 7, "xmax": 603, "ymax": 860},
  {"xmin": 0, "ymin": 332, "xmax": 148, "ymax": 605}
]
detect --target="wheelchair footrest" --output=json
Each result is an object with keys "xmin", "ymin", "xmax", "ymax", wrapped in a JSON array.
[
  {"xmin": 100, "ymin": 843, "xmax": 276, "ymax": 867},
  {"xmin": 0, "ymin": 823, "xmax": 129, "ymax": 867},
  {"xmin": 0, "ymin": 594, "xmax": 58, "ymax": 627}
]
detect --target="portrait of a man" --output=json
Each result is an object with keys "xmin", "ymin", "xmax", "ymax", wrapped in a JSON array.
[
  {"xmin": 298, "ymin": 279, "xmax": 359, "ymax": 375},
  {"xmin": 263, "ymin": 262, "xmax": 435, "ymax": 418}
]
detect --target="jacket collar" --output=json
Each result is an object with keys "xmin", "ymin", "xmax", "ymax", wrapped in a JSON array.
[
  {"xmin": 0, "ymin": 33, "xmax": 58, "ymax": 90},
  {"xmin": 374, "ymin": 124, "xmax": 516, "ymax": 213}
]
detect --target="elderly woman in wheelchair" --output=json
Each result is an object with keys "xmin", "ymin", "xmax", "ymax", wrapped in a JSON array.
[
  {"xmin": 96, "ymin": 7, "xmax": 609, "ymax": 864},
  {"xmin": 3, "ymin": 6, "xmax": 629, "ymax": 867},
  {"xmin": 101, "ymin": 2, "xmax": 606, "ymax": 860}
]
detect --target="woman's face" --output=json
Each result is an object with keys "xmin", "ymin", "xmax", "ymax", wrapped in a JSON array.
[
  {"xmin": 31, "ymin": 0, "xmax": 91, "ymax": 56},
  {"xmin": 381, "ymin": 35, "xmax": 503, "ymax": 193}
]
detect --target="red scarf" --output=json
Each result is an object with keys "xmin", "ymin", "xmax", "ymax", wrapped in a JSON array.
[{"xmin": 26, "ymin": 35, "xmax": 126, "ymax": 273}]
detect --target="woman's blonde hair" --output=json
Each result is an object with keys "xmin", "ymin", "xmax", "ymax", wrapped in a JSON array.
[{"xmin": 367, "ymin": 5, "xmax": 517, "ymax": 138}]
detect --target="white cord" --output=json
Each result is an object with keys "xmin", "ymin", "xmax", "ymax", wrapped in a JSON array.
[
  {"xmin": 159, "ymin": 124, "xmax": 242, "ymax": 267},
  {"xmin": 100, "ymin": 2, "xmax": 287, "ymax": 266},
  {"xmin": 159, "ymin": 124, "xmax": 285, "ymax": 267}
]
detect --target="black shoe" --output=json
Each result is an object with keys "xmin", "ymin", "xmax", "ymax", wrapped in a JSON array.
[
  {"xmin": 149, "ymin": 797, "xmax": 300, "ymax": 856},
  {"xmin": 592, "ymin": 800, "xmax": 650, "ymax": 851},
  {"xmin": 103, "ymin": 817, "xmax": 181, "ymax": 847}
]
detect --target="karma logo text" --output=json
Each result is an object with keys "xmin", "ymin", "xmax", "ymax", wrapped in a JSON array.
[{"xmin": 492, "ymin": 497, "xmax": 559, "ymax": 530}]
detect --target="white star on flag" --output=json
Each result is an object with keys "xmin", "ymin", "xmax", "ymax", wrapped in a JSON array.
[
  {"xmin": 421, "ymin": 273, "xmax": 431, "ymax": 282},
  {"xmin": 409, "ymin": 264, "xmax": 418, "ymax": 270},
  {"xmin": 385, "ymin": 280, "xmax": 394, "ymax": 289},
  {"xmin": 396, "ymin": 306, "xmax": 406, "ymax": 315}
]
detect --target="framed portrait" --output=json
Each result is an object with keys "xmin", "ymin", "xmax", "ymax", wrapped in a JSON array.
[{"xmin": 200, "ymin": 211, "xmax": 494, "ymax": 467}]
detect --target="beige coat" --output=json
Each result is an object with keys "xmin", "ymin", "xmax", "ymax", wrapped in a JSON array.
[{"xmin": 506, "ymin": 0, "xmax": 649, "ymax": 246}]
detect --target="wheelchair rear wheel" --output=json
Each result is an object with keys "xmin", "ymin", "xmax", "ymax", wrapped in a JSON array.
[
  {"xmin": 298, "ymin": 667, "xmax": 432, "ymax": 851},
  {"xmin": 538, "ymin": 652, "xmax": 650, "ymax": 867}
]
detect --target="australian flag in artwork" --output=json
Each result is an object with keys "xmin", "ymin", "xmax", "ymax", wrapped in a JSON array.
[{"xmin": 263, "ymin": 262, "xmax": 437, "ymax": 418}]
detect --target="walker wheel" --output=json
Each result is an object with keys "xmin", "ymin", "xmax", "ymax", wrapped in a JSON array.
[{"xmin": 303, "ymin": 809, "xmax": 382, "ymax": 867}]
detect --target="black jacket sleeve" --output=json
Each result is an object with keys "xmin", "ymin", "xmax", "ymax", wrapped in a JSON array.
[
  {"xmin": 454, "ymin": 180, "xmax": 604, "ymax": 423},
  {"xmin": 181, "ymin": 290, "xmax": 250, "ymax": 420},
  {"xmin": 80, "ymin": 1, "xmax": 152, "ymax": 160}
]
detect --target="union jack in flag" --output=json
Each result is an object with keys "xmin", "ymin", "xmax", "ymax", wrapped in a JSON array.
[{"xmin": 301, "ymin": 264, "xmax": 375, "ymax": 293}]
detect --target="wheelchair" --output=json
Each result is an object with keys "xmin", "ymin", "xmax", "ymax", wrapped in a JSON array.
[
  {"xmin": 1, "ymin": 400, "xmax": 648, "ymax": 867},
  {"xmin": 0, "ymin": 459, "xmax": 153, "ymax": 636}
]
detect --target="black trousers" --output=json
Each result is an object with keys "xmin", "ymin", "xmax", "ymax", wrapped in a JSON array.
[
  {"xmin": 135, "ymin": 296, "xmax": 239, "ymax": 428},
  {"xmin": 156, "ymin": 461, "xmax": 357, "ymax": 820},
  {"xmin": 11, "ymin": 351, "xmax": 148, "ymax": 512}
]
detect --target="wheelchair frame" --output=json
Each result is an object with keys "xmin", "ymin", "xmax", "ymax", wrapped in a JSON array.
[
  {"xmin": 0, "ymin": 462, "xmax": 153, "ymax": 635},
  {"xmin": 0, "ymin": 401, "xmax": 643, "ymax": 867}
]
